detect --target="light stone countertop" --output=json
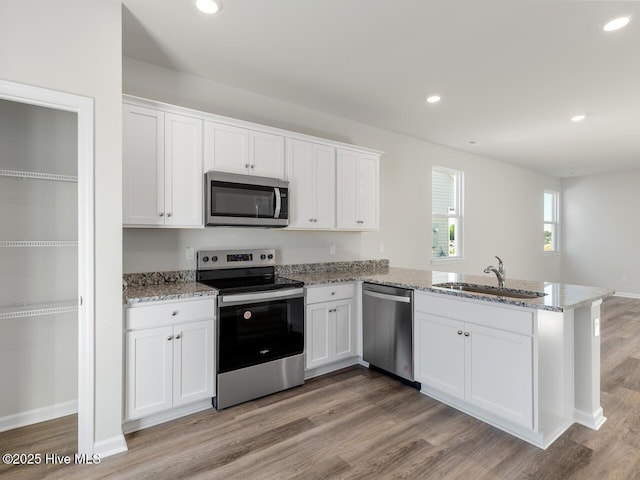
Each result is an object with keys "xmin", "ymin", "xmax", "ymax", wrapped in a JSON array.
[
  {"xmin": 283, "ymin": 267, "xmax": 614, "ymax": 312},
  {"xmin": 124, "ymin": 264, "xmax": 613, "ymax": 312},
  {"xmin": 124, "ymin": 282, "xmax": 217, "ymax": 305}
]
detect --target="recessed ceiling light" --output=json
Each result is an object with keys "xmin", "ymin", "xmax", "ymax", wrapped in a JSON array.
[
  {"xmin": 571, "ymin": 114, "xmax": 586, "ymax": 122},
  {"xmin": 603, "ymin": 16, "xmax": 630, "ymax": 32},
  {"xmin": 426, "ymin": 95, "xmax": 441, "ymax": 104},
  {"xmin": 196, "ymin": 0, "xmax": 222, "ymax": 14}
]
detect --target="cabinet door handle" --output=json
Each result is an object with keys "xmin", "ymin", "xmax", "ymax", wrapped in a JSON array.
[
  {"xmin": 167, "ymin": 335, "xmax": 173, "ymax": 341},
  {"xmin": 171, "ymin": 311, "xmax": 178, "ymax": 316},
  {"xmin": 331, "ymin": 292, "xmax": 336, "ymax": 295},
  {"xmin": 250, "ymin": 164, "xmax": 255, "ymax": 169},
  {"xmin": 244, "ymin": 164, "xmax": 250, "ymax": 168},
  {"xmin": 175, "ymin": 334, "xmax": 181, "ymax": 340},
  {"xmin": 464, "ymin": 332, "xmax": 470, "ymax": 337},
  {"xmin": 167, "ymin": 212, "xmax": 172, "ymax": 218},
  {"xmin": 159, "ymin": 212, "xmax": 164, "ymax": 217},
  {"xmin": 457, "ymin": 330, "xmax": 463, "ymax": 335}
]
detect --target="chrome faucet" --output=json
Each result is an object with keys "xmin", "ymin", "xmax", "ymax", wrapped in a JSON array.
[{"xmin": 484, "ymin": 256, "xmax": 506, "ymax": 287}]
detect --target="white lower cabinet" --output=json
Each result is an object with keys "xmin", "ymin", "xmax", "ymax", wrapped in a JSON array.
[
  {"xmin": 125, "ymin": 298, "xmax": 215, "ymax": 421},
  {"xmin": 305, "ymin": 283, "xmax": 356, "ymax": 370},
  {"xmin": 415, "ymin": 293, "xmax": 534, "ymax": 430}
]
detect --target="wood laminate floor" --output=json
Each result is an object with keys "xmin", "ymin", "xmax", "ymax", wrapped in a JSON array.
[{"xmin": 2, "ymin": 296, "xmax": 640, "ymax": 479}]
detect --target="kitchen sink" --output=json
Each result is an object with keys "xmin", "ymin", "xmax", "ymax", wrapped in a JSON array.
[{"xmin": 433, "ymin": 282, "xmax": 547, "ymax": 299}]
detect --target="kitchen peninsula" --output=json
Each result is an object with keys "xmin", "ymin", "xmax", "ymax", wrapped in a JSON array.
[{"xmin": 123, "ymin": 261, "xmax": 613, "ymax": 449}]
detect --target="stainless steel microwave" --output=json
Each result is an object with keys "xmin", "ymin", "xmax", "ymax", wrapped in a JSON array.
[{"xmin": 205, "ymin": 171, "xmax": 289, "ymax": 227}]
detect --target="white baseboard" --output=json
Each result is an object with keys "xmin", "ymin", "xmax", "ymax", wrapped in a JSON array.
[
  {"xmin": 574, "ymin": 407, "xmax": 607, "ymax": 430},
  {"xmin": 122, "ymin": 399, "xmax": 213, "ymax": 434},
  {"xmin": 94, "ymin": 434, "xmax": 128, "ymax": 458},
  {"xmin": 614, "ymin": 292, "xmax": 640, "ymax": 299},
  {"xmin": 0, "ymin": 400, "xmax": 77, "ymax": 433}
]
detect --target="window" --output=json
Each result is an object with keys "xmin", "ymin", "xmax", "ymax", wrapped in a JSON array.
[
  {"xmin": 432, "ymin": 166, "xmax": 463, "ymax": 259},
  {"xmin": 544, "ymin": 190, "xmax": 559, "ymax": 252}
]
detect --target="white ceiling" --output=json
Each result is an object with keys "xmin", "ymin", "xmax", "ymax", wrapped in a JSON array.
[{"xmin": 122, "ymin": 0, "xmax": 640, "ymax": 178}]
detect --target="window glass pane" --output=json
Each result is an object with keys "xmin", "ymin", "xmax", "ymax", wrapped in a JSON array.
[
  {"xmin": 544, "ymin": 223, "xmax": 556, "ymax": 251},
  {"xmin": 432, "ymin": 170, "xmax": 457, "ymax": 215},
  {"xmin": 432, "ymin": 217, "xmax": 450, "ymax": 258},
  {"xmin": 544, "ymin": 192, "xmax": 554, "ymax": 222},
  {"xmin": 448, "ymin": 217, "xmax": 459, "ymax": 257}
]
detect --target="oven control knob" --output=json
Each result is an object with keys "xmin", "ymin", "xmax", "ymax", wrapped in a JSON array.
[
  {"xmin": 212, "ymin": 256, "xmax": 218, "ymax": 262},
  {"xmin": 267, "ymin": 254, "xmax": 274, "ymax": 260},
  {"xmin": 260, "ymin": 254, "xmax": 266, "ymax": 260},
  {"xmin": 202, "ymin": 256, "xmax": 209, "ymax": 263}
]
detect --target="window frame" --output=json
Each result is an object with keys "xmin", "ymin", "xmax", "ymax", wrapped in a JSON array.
[
  {"xmin": 544, "ymin": 189, "xmax": 560, "ymax": 254},
  {"xmin": 431, "ymin": 165, "xmax": 464, "ymax": 262}
]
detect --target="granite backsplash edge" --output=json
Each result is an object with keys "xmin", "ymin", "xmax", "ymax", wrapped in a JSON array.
[{"xmin": 123, "ymin": 259, "xmax": 390, "ymax": 289}]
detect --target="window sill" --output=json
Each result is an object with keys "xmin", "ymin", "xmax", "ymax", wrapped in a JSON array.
[{"xmin": 431, "ymin": 256, "xmax": 465, "ymax": 265}]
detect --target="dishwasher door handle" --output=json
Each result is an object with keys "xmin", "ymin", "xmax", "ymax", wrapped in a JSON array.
[{"xmin": 363, "ymin": 289, "xmax": 412, "ymax": 303}]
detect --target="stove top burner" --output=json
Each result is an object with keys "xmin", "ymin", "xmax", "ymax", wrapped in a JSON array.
[
  {"xmin": 196, "ymin": 248, "xmax": 304, "ymax": 294},
  {"xmin": 197, "ymin": 275, "xmax": 303, "ymax": 295}
]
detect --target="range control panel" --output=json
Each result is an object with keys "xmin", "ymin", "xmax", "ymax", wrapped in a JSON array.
[{"xmin": 197, "ymin": 248, "xmax": 276, "ymax": 270}]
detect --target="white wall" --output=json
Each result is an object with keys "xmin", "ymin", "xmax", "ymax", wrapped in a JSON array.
[
  {"xmin": 0, "ymin": 0, "xmax": 123, "ymax": 447},
  {"xmin": 123, "ymin": 57, "xmax": 561, "ymax": 282},
  {"xmin": 563, "ymin": 169, "xmax": 640, "ymax": 295}
]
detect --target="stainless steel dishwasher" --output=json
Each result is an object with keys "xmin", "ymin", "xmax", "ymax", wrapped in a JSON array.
[{"xmin": 362, "ymin": 283, "xmax": 415, "ymax": 382}]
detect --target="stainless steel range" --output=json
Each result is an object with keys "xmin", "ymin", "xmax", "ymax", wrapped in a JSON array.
[{"xmin": 196, "ymin": 248, "xmax": 305, "ymax": 410}]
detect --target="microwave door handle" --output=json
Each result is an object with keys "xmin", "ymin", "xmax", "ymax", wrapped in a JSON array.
[{"xmin": 274, "ymin": 187, "xmax": 281, "ymax": 219}]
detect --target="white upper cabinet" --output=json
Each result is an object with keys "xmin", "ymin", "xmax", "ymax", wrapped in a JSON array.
[
  {"xmin": 123, "ymin": 104, "xmax": 165, "ymax": 226},
  {"xmin": 164, "ymin": 113, "xmax": 204, "ymax": 227},
  {"xmin": 336, "ymin": 149, "xmax": 380, "ymax": 231},
  {"xmin": 123, "ymin": 103, "xmax": 203, "ymax": 228},
  {"xmin": 123, "ymin": 96, "xmax": 382, "ymax": 230},
  {"xmin": 204, "ymin": 122, "xmax": 248, "ymax": 175},
  {"xmin": 287, "ymin": 139, "xmax": 335, "ymax": 229},
  {"xmin": 249, "ymin": 130, "xmax": 285, "ymax": 178},
  {"xmin": 204, "ymin": 121, "xmax": 285, "ymax": 179}
]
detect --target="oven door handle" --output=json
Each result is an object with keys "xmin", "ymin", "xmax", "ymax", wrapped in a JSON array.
[
  {"xmin": 274, "ymin": 187, "xmax": 281, "ymax": 219},
  {"xmin": 220, "ymin": 287, "xmax": 304, "ymax": 306}
]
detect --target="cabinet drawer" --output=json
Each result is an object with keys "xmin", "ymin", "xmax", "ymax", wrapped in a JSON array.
[
  {"xmin": 306, "ymin": 283, "xmax": 355, "ymax": 304},
  {"xmin": 415, "ymin": 292, "xmax": 533, "ymax": 336},
  {"xmin": 127, "ymin": 297, "xmax": 216, "ymax": 331}
]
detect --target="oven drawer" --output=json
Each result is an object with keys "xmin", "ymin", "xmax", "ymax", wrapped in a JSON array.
[
  {"xmin": 306, "ymin": 283, "xmax": 355, "ymax": 304},
  {"xmin": 127, "ymin": 297, "xmax": 216, "ymax": 331}
]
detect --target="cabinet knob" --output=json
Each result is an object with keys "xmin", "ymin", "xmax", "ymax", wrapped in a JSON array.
[
  {"xmin": 175, "ymin": 334, "xmax": 181, "ymax": 340},
  {"xmin": 159, "ymin": 212, "xmax": 164, "ymax": 217},
  {"xmin": 167, "ymin": 212, "xmax": 172, "ymax": 218},
  {"xmin": 331, "ymin": 292, "xmax": 336, "ymax": 295},
  {"xmin": 457, "ymin": 330, "xmax": 463, "ymax": 335},
  {"xmin": 172, "ymin": 311, "xmax": 178, "ymax": 316},
  {"xmin": 464, "ymin": 332, "xmax": 470, "ymax": 337},
  {"xmin": 167, "ymin": 335, "xmax": 173, "ymax": 341},
  {"xmin": 250, "ymin": 164, "xmax": 255, "ymax": 169}
]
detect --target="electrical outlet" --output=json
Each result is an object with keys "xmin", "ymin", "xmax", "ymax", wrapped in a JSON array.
[
  {"xmin": 330, "ymin": 244, "xmax": 336, "ymax": 255},
  {"xmin": 185, "ymin": 246, "xmax": 195, "ymax": 260},
  {"xmin": 594, "ymin": 317, "xmax": 600, "ymax": 337}
]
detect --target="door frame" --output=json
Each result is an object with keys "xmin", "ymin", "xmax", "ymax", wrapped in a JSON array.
[{"xmin": 0, "ymin": 79, "xmax": 95, "ymax": 454}]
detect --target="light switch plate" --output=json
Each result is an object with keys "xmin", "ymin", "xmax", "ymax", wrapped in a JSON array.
[
  {"xmin": 186, "ymin": 246, "xmax": 195, "ymax": 260},
  {"xmin": 594, "ymin": 317, "xmax": 600, "ymax": 337}
]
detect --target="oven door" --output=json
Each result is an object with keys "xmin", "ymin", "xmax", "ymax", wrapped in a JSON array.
[
  {"xmin": 205, "ymin": 171, "xmax": 288, "ymax": 227},
  {"xmin": 217, "ymin": 288, "xmax": 304, "ymax": 373}
]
